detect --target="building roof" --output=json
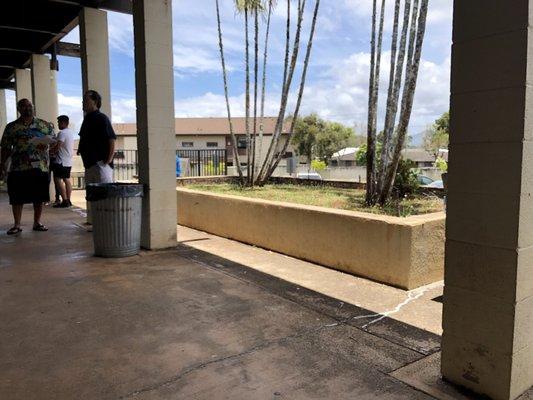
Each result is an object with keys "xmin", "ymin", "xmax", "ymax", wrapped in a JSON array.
[
  {"xmin": 113, "ymin": 117, "xmax": 290, "ymax": 136},
  {"xmin": 0, "ymin": 1, "xmax": 131, "ymax": 89},
  {"xmin": 401, "ymin": 148, "xmax": 436, "ymax": 163},
  {"xmin": 331, "ymin": 147, "xmax": 359, "ymax": 159}
]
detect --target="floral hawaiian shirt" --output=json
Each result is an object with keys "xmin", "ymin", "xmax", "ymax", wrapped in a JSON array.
[{"xmin": 0, "ymin": 118, "xmax": 54, "ymax": 172}]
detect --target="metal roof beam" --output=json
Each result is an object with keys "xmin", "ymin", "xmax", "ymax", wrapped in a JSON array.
[
  {"xmin": 0, "ymin": 81, "xmax": 15, "ymax": 90},
  {"xmin": 48, "ymin": 0, "xmax": 132, "ymax": 14}
]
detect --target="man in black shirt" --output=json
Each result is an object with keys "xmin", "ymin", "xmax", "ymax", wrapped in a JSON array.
[{"xmin": 78, "ymin": 90, "xmax": 116, "ymax": 185}]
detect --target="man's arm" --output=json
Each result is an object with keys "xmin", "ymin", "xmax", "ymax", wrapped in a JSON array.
[
  {"xmin": 0, "ymin": 126, "xmax": 12, "ymax": 179},
  {"xmin": 103, "ymin": 114, "xmax": 117, "ymax": 165},
  {"xmin": 106, "ymin": 139, "xmax": 116, "ymax": 165}
]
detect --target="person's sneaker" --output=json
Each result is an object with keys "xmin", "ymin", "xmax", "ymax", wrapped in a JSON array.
[{"xmin": 54, "ymin": 200, "xmax": 71, "ymax": 208}]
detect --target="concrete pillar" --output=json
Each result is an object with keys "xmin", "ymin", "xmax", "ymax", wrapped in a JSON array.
[
  {"xmin": 79, "ymin": 7, "xmax": 112, "ymax": 118},
  {"xmin": 15, "ymin": 69, "xmax": 32, "ymax": 103},
  {"xmin": 31, "ymin": 54, "xmax": 58, "ymax": 128},
  {"xmin": 0, "ymin": 89, "xmax": 7, "ymax": 137},
  {"xmin": 442, "ymin": 2, "xmax": 533, "ymax": 399},
  {"xmin": 133, "ymin": 0, "xmax": 177, "ymax": 249}
]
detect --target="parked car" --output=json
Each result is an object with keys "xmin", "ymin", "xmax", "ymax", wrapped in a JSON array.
[
  {"xmin": 297, "ymin": 172, "xmax": 322, "ymax": 181},
  {"xmin": 418, "ymin": 175, "xmax": 434, "ymax": 186},
  {"xmin": 426, "ymin": 180, "xmax": 444, "ymax": 189}
]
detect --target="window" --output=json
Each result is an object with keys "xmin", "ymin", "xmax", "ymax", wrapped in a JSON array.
[
  {"xmin": 206, "ymin": 142, "xmax": 218, "ymax": 148},
  {"xmin": 182, "ymin": 142, "xmax": 194, "ymax": 148},
  {"xmin": 237, "ymin": 137, "xmax": 247, "ymax": 149}
]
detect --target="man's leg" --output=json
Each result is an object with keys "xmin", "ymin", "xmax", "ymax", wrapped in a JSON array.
[
  {"xmin": 11, "ymin": 204, "xmax": 23, "ymax": 227},
  {"xmin": 65, "ymin": 178, "xmax": 72, "ymax": 203},
  {"xmin": 84, "ymin": 166, "xmax": 99, "ymax": 225},
  {"xmin": 33, "ymin": 202, "xmax": 43, "ymax": 226},
  {"xmin": 55, "ymin": 176, "xmax": 67, "ymax": 202}
]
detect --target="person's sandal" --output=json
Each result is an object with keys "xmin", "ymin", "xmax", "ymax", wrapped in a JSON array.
[
  {"xmin": 33, "ymin": 223, "xmax": 48, "ymax": 232},
  {"xmin": 7, "ymin": 226, "xmax": 22, "ymax": 235}
]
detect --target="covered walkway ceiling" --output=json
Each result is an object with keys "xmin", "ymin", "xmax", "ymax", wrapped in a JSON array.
[{"xmin": 0, "ymin": 0, "xmax": 131, "ymax": 88}]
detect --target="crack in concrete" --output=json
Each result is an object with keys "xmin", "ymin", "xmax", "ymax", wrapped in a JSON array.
[
  {"xmin": 361, "ymin": 281, "xmax": 443, "ymax": 329},
  {"xmin": 118, "ymin": 323, "xmax": 333, "ymax": 399}
]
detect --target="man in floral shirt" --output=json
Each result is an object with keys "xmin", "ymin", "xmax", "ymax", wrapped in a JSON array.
[{"xmin": 0, "ymin": 98, "xmax": 54, "ymax": 235}]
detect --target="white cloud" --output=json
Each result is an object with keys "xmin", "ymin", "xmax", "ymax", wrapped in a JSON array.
[
  {"xmin": 172, "ymin": 51, "xmax": 450, "ymax": 134},
  {"xmin": 5, "ymin": 90, "xmax": 17, "ymax": 122}
]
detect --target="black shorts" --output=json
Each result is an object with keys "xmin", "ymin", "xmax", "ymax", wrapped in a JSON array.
[
  {"xmin": 51, "ymin": 163, "xmax": 72, "ymax": 179},
  {"xmin": 7, "ymin": 169, "xmax": 50, "ymax": 205}
]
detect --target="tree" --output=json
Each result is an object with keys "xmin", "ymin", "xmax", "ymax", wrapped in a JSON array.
[
  {"xmin": 356, "ymin": 144, "xmax": 368, "ymax": 166},
  {"xmin": 365, "ymin": 0, "xmax": 430, "ymax": 206},
  {"xmin": 292, "ymin": 114, "xmax": 323, "ymax": 164},
  {"xmin": 423, "ymin": 111, "xmax": 449, "ymax": 158},
  {"xmin": 316, "ymin": 122, "xmax": 354, "ymax": 162},
  {"xmin": 291, "ymin": 114, "xmax": 354, "ymax": 164},
  {"xmin": 215, "ymin": 0, "xmax": 244, "ymax": 182},
  {"xmin": 216, "ymin": 0, "xmax": 322, "ymax": 186}
]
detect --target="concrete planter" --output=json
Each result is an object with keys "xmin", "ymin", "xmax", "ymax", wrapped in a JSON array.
[{"xmin": 177, "ymin": 188, "xmax": 445, "ymax": 290}]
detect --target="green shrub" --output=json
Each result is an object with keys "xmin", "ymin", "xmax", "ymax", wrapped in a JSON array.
[
  {"xmin": 435, "ymin": 157, "xmax": 448, "ymax": 172},
  {"xmin": 393, "ymin": 159, "xmax": 420, "ymax": 198},
  {"xmin": 311, "ymin": 159, "xmax": 327, "ymax": 171}
]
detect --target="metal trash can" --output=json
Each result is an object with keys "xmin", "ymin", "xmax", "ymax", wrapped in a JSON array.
[{"xmin": 86, "ymin": 183, "xmax": 144, "ymax": 258}]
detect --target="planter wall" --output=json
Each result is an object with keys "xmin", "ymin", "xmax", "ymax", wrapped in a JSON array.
[{"xmin": 177, "ymin": 188, "xmax": 445, "ymax": 290}]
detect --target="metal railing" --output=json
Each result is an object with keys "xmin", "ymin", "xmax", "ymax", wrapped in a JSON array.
[
  {"xmin": 176, "ymin": 149, "xmax": 227, "ymax": 177},
  {"xmin": 72, "ymin": 149, "xmax": 227, "ymax": 189},
  {"xmin": 113, "ymin": 150, "xmax": 139, "ymax": 182}
]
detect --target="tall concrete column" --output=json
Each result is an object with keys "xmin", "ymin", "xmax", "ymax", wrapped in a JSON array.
[
  {"xmin": 15, "ymin": 69, "xmax": 32, "ymax": 103},
  {"xmin": 442, "ymin": 2, "xmax": 533, "ymax": 399},
  {"xmin": 31, "ymin": 54, "xmax": 58, "ymax": 127},
  {"xmin": 79, "ymin": 7, "xmax": 112, "ymax": 118},
  {"xmin": 133, "ymin": 0, "xmax": 177, "ymax": 249},
  {"xmin": 0, "ymin": 89, "xmax": 7, "ymax": 138}
]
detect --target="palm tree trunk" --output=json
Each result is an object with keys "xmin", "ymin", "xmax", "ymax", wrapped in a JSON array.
[
  {"xmin": 216, "ymin": 0, "xmax": 244, "ymax": 183},
  {"xmin": 365, "ymin": 0, "xmax": 386, "ymax": 205},
  {"xmin": 282, "ymin": 0, "xmax": 291, "ymax": 96},
  {"xmin": 377, "ymin": 0, "xmax": 401, "ymax": 192},
  {"xmin": 251, "ymin": 8, "xmax": 259, "ymax": 185},
  {"xmin": 265, "ymin": 0, "xmax": 321, "ymax": 179},
  {"xmin": 257, "ymin": 0, "xmax": 306, "ymax": 183},
  {"xmin": 379, "ymin": 0, "xmax": 429, "ymax": 204},
  {"xmin": 244, "ymin": 8, "xmax": 252, "ymax": 185},
  {"xmin": 378, "ymin": 0, "xmax": 413, "ymax": 194},
  {"xmin": 256, "ymin": 2, "xmax": 273, "ymax": 182}
]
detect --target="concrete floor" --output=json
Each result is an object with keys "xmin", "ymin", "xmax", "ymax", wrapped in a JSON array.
[{"xmin": 1, "ymin": 191, "xmax": 530, "ymax": 400}]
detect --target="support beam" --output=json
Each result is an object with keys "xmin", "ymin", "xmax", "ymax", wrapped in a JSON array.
[
  {"xmin": 0, "ymin": 89, "xmax": 7, "ymax": 138},
  {"xmin": 442, "ymin": 2, "xmax": 533, "ymax": 399},
  {"xmin": 133, "ymin": 0, "xmax": 177, "ymax": 249},
  {"xmin": 0, "ymin": 81, "xmax": 15, "ymax": 90},
  {"xmin": 79, "ymin": 7, "xmax": 111, "ymax": 118},
  {"xmin": 55, "ymin": 42, "xmax": 81, "ymax": 58},
  {"xmin": 15, "ymin": 69, "xmax": 32, "ymax": 103},
  {"xmin": 30, "ymin": 54, "xmax": 58, "ymax": 126}
]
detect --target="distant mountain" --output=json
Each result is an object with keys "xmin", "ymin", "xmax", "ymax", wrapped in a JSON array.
[{"xmin": 409, "ymin": 131, "xmax": 425, "ymax": 147}]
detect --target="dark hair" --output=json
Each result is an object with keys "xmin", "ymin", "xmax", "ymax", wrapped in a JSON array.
[
  {"xmin": 85, "ymin": 90, "xmax": 102, "ymax": 109},
  {"xmin": 57, "ymin": 115, "xmax": 69, "ymax": 124},
  {"xmin": 16, "ymin": 98, "xmax": 31, "ymax": 108}
]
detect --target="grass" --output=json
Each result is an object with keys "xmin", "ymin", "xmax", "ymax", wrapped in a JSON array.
[{"xmin": 185, "ymin": 183, "xmax": 444, "ymax": 217}]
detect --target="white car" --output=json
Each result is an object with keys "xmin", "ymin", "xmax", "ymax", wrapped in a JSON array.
[
  {"xmin": 426, "ymin": 180, "xmax": 444, "ymax": 189},
  {"xmin": 297, "ymin": 172, "xmax": 323, "ymax": 181}
]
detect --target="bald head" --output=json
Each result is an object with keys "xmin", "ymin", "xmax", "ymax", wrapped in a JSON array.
[{"xmin": 17, "ymin": 99, "xmax": 34, "ymax": 119}]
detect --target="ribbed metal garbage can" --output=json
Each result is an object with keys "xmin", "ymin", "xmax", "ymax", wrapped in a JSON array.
[{"xmin": 86, "ymin": 183, "xmax": 144, "ymax": 257}]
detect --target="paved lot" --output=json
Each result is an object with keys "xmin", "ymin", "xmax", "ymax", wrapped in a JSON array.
[{"xmin": 2, "ymin": 192, "xmax": 524, "ymax": 399}]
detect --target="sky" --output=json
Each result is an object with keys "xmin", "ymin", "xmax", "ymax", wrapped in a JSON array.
[{"xmin": 6, "ymin": 0, "xmax": 453, "ymax": 138}]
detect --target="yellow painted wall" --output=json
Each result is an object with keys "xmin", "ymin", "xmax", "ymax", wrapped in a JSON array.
[{"xmin": 177, "ymin": 188, "xmax": 445, "ymax": 289}]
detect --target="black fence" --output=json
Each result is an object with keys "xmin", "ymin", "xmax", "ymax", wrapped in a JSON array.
[
  {"xmin": 113, "ymin": 150, "xmax": 139, "ymax": 182},
  {"xmin": 176, "ymin": 149, "xmax": 227, "ymax": 177},
  {"xmin": 72, "ymin": 149, "xmax": 227, "ymax": 189}
]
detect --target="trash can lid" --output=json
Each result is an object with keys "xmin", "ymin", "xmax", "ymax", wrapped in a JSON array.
[{"xmin": 86, "ymin": 183, "xmax": 144, "ymax": 202}]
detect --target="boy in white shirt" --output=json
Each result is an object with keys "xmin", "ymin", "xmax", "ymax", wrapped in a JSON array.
[{"xmin": 51, "ymin": 115, "xmax": 76, "ymax": 208}]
